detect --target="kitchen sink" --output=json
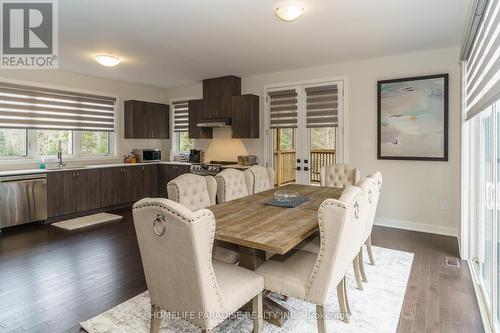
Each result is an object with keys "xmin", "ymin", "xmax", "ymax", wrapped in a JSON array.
[{"xmin": 46, "ymin": 166, "xmax": 86, "ymax": 171}]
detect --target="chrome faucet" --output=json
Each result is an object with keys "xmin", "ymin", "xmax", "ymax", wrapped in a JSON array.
[{"xmin": 57, "ymin": 140, "xmax": 65, "ymax": 168}]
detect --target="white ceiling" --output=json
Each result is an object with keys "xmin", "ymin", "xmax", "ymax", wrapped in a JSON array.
[{"xmin": 59, "ymin": 0, "xmax": 470, "ymax": 88}]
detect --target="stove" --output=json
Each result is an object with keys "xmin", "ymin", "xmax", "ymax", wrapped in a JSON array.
[{"xmin": 189, "ymin": 161, "xmax": 238, "ymax": 176}]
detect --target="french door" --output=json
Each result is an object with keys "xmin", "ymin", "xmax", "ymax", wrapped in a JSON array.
[
  {"xmin": 266, "ymin": 79, "xmax": 344, "ymax": 186},
  {"xmin": 468, "ymin": 100, "xmax": 500, "ymax": 331}
]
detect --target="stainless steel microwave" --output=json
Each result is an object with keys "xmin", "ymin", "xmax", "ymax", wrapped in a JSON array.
[{"xmin": 133, "ymin": 149, "xmax": 161, "ymax": 162}]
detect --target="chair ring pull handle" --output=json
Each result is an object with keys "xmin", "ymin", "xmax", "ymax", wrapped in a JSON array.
[
  {"xmin": 368, "ymin": 190, "xmax": 373, "ymax": 203},
  {"xmin": 354, "ymin": 201, "xmax": 360, "ymax": 219},
  {"xmin": 153, "ymin": 214, "xmax": 166, "ymax": 236}
]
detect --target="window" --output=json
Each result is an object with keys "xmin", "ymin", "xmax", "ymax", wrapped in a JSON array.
[
  {"xmin": 80, "ymin": 131, "xmax": 110, "ymax": 155},
  {"xmin": 37, "ymin": 130, "xmax": 73, "ymax": 156},
  {"xmin": 178, "ymin": 131, "xmax": 193, "ymax": 152},
  {"xmin": 172, "ymin": 99, "xmax": 193, "ymax": 152},
  {"xmin": 0, "ymin": 129, "xmax": 27, "ymax": 157},
  {"xmin": 0, "ymin": 82, "xmax": 116, "ymax": 160},
  {"xmin": 277, "ymin": 128, "xmax": 295, "ymax": 151},
  {"xmin": 310, "ymin": 127, "xmax": 336, "ymax": 150}
]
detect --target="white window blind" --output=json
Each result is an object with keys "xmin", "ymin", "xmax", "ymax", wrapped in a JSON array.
[
  {"xmin": 305, "ymin": 85, "xmax": 339, "ymax": 128},
  {"xmin": 268, "ymin": 89, "xmax": 298, "ymax": 128},
  {"xmin": 465, "ymin": 0, "xmax": 500, "ymax": 121},
  {"xmin": 0, "ymin": 82, "xmax": 115, "ymax": 131},
  {"xmin": 172, "ymin": 100, "xmax": 189, "ymax": 132}
]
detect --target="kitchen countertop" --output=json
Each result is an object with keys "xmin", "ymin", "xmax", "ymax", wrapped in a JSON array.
[{"xmin": 0, "ymin": 161, "xmax": 192, "ymax": 178}]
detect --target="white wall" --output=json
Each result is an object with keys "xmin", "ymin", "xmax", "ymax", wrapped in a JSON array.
[
  {"xmin": 0, "ymin": 70, "xmax": 168, "ymax": 170},
  {"xmin": 165, "ymin": 47, "xmax": 461, "ymax": 236}
]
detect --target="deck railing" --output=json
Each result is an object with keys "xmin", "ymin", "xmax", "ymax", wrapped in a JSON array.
[
  {"xmin": 274, "ymin": 149, "xmax": 336, "ymax": 186},
  {"xmin": 274, "ymin": 150, "xmax": 296, "ymax": 186},
  {"xmin": 310, "ymin": 149, "xmax": 336, "ymax": 183}
]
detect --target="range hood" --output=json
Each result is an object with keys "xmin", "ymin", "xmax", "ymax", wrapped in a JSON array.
[{"xmin": 197, "ymin": 117, "xmax": 231, "ymax": 128}]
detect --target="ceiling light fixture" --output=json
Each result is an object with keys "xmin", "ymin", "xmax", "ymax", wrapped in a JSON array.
[
  {"xmin": 94, "ymin": 55, "xmax": 121, "ymax": 67},
  {"xmin": 275, "ymin": 2, "xmax": 304, "ymax": 22}
]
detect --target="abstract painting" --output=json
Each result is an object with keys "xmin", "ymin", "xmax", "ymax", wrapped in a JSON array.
[{"xmin": 377, "ymin": 74, "xmax": 448, "ymax": 161}]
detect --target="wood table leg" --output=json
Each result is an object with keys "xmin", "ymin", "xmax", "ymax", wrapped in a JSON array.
[{"xmin": 238, "ymin": 246, "xmax": 290, "ymax": 327}]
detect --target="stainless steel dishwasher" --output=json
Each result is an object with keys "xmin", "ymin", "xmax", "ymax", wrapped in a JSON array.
[{"xmin": 0, "ymin": 174, "xmax": 48, "ymax": 231}]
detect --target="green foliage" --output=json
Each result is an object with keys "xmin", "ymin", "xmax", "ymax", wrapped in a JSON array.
[
  {"xmin": 280, "ymin": 128, "xmax": 294, "ymax": 150},
  {"xmin": 310, "ymin": 127, "xmax": 336, "ymax": 150},
  {"xmin": 37, "ymin": 130, "xmax": 72, "ymax": 156},
  {"xmin": 81, "ymin": 131, "xmax": 109, "ymax": 154},
  {"xmin": 179, "ymin": 132, "xmax": 193, "ymax": 152},
  {"xmin": 0, "ymin": 129, "xmax": 27, "ymax": 157}
]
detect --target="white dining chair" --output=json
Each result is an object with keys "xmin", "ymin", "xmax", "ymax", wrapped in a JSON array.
[
  {"xmin": 255, "ymin": 186, "xmax": 369, "ymax": 328},
  {"xmin": 244, "ymin": 165, "xmax": 275, "ymax": 194},
  {"xmin": 133, "ymin": 198, "xmax": 264, "ymax": 333},
  {"xmin": 167, "ymin": 173, "xmax": 239, "ymax": 265},
  {"xmin": 215, "ymin": 168, "xmax": 249, "ymax": 203},
  {"xmin": 294, "ymin": 178, "xmax": 375, "ymax": 291},
  {"xmin": 361, "ymin": 171, "xmax": 383, "ymax": 271},
  {"xmin": 320, "ymin": 164, "xmax": 361, "ymax": 188}
]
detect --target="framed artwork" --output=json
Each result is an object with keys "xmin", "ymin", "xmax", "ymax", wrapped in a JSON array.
[{"xmin": 377, "ymin": 73, "xmax": 448, "ymax": 161}]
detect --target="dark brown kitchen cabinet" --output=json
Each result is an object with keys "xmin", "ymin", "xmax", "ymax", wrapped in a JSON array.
[
  {"xmin": 132, "ymin": 165, "xmax": 158, "ymax": 200},
  {"xmin": 100, "ymin": 167, "xmax": 133, "ymax": 207},
  {"xmin": 231, "ymin": 94, "xmax": 259, "ymax": 138},
  {"xmin": 47, "ymin": 169, "xmax": 101, "ymax": 218},
  {"xmin": 158, "ymin": 164, "xmax": 190, "ymax": 197},
  {"xmin": 203, "ymin": 75, "xmax": 241, "ymax": 99},
  {"xmin": 75, "ymin": 169, "xmax": 101, "ymax": 212},
  {"xmin": 124, "ymin": 100, "xmax": 170, "ymax": 139},
  {"xmin": 206, "ymin": 96, "xmax": 232, "ymax": 119},
  {"xmin": 188, "ymin": 99, "xmax": 212, "ymax": 139}
]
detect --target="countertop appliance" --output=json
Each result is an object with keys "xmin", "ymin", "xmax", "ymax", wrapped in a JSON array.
[
  {"xmin": 133, "ymin": 149, "xmax": 161, "ymax": 162},
  {"xmin": 238, "ymin": 155, "xmax": 259, "ymax": 166},
  {"xmin": 190, "ymin": 164, "xmax": 222, "ymax": 176},
  {"xmin": 189, "ymin": 149, "xmax": 205, "ymax": 163},
  {"xmin": 190, "ymin": 161, "xmax": 239, "ymax": 176},
  {"xmin": 0, "ymin": 174, "xmax": 47, "ymax": 232}
]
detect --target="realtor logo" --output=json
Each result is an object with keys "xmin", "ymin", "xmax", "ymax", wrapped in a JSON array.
[{"xmin": 1, "ymin": 0, "xmax": 58, "ymax": 68}]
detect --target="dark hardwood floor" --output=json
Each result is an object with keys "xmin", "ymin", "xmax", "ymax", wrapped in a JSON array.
[{"xmin": 0, "ymin": 208, "xmax": 484, "ymax": 333}]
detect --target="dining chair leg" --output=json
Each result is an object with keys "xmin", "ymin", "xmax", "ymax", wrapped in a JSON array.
[
  {"xmin": 353, "ymin": 254, "xmax": 364, "ymax": 290},
  {"xmin": 343, "ymin": 277, "xmax": 351, "ymax": 316},
  {"xmin": 316, "ymin": 304, "xmax": 327, "ymax": 333},
  {"xmin": 336, "ymin": 278, "xmax": 350, "ymax": 323},
  {"xmin": 150, "ymin": 303, "xmax": 161, "ymax": 333},
  {"xmin": 252, "ymin": 292, "xmax": 263, "ymax": 333},
  {"xmin": 366, "ymin": 235, "xmax": 375, "ymax": 265},
  {"xmin": 359, "ymin": 249, "xmax": 367, "ymax": 282}
]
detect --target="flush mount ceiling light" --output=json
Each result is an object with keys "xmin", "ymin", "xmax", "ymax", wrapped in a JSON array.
[
  {"xmin": 94, "ymin": 55, "xmax": 121, "ymax": 67},
  {"xmin": 275, "ymin": 2, "xmax": 304, "ymax": 22}
]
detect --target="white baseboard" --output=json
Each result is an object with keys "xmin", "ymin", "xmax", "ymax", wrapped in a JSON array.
[{"xmin": 374, "ymin": 217, "xmax": 459, "ymax": 237}]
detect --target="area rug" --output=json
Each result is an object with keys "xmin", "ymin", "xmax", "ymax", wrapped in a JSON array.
[
  {"xmin": 80, "ymin": 246, "xmax": 413, "ymax": 333},
  {"xmin": 52, "ymin": 213, "xmax": 122, "ymax": 230}
]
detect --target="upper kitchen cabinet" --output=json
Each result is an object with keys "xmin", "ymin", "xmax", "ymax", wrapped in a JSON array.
[
  {"xmin": 124, "ymin": 100, "xmax": 169, "ymax": 139},
  {"xmin": 231, "ymin": 94, "xmax": 259, "ymax": 138},
  {"xmin": 188, "ymin": 99, "xmax": 212, "ymax": 139},
  {"xmin": 203, "ymin": 75, "xmax": 241, "ymax": 99}
]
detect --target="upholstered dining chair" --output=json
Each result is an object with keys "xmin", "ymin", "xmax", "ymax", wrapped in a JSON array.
[
  {"xmin": 167, "ymin": 173, "xmax": 239, "ymax": 265},
  {"xmin": 361, "ymin": 171, "xmax": 383, "ymax": 269},
  {"xmin": 320, "ymin": 164, "xmax": 361, "ymax": 188},
  {"xmin": 215, "ymin": 168, "xmax": 249, "ymax": 203},
  {"xmin": 294, "ymin": 178, "xmax": 375, "ymax": 291},
  {"xmin": 255, "ymin": 187, "xmax": 369, "ymax": 329},
  {"xmin": 133, "ymin": 198, "xmax": 264, "ymax": 333},
  {"xmin": 244, "ymin": 165, "xmax": 275, "ymax": 194}
]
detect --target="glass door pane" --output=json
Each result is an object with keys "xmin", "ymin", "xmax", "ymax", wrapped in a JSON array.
[
  {"xmin": 479, "ymin": 109, "xmax": 494, "ymax": 306},
  {"xmin": 273, "ymin": 128, "xmax": 297, "ymax": 186},
  {"xmin": 310, "ymin": 127, "xmax": 337, "ymax": 184}
]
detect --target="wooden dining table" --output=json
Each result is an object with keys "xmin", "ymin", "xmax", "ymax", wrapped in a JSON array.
[{"xmin": 208, "ymin": 183, "xmax": 344, "ymax": 326}]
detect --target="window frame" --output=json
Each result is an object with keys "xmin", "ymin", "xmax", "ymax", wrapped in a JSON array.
[
  {"xmin": 170, "ymin": 97, "xmax": 198, "ymax": 154},
  {"xmin": 0, "ymin": 79, "xmax": 119, "ymax": 163},
  {"xmin": 0, "ymin": 129, "xmax": 114, "ymax": 160}
]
